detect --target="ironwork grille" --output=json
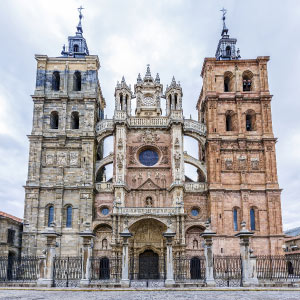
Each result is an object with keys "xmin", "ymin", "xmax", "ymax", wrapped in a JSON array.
[
  {"xmin": 0, "ymin": 256, "xmax": 39, "ymax": 282},
  {"xmin": 90, "ymin": 256, "xmax": 121, "ymax": 282},
  {"xmin": 174, "ymin": 256, "xmax": 206, "ymax": 282},
  {"xmin": 213, "ymin": 255, "xmax": 243, "ymax": 287},
  {"xmin": 129, "ymin": 256, "xmax": 166, "ymax": 280},
  {"xmin": 53, "ymin": 256, "xmax": 82, "ymax": 287},
  {"xmin": 256, "ymin": 255, "xmax": 300, "ymax": 281}
]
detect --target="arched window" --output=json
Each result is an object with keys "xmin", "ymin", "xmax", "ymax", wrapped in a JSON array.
[
  {"xmin": 66, "ymin": 206, "xmax": 72, "ymax": 228},
  {"xmin": 233, "ymin": 208, "xmax": 238, "ymax": 231},
  {"xmin": 242, "ymin": 71, "xmax": 253, "ymax": 91},
  {"xmin": 246, "ymin": 110, "xmax": 256, "ymax": 131},
  {"xmin": 125, "ymin": 95, "xmax": 128, "ymax": 110},
  {"xmin": 169, "ymin": 94, "xmax": 172, "ymax": 110},
  {"xmin": 71, "ymin": 111, "xmax": 79, "ymax": 129},
  {"xmin": 73, "ymin": 71, "xmax": 81, "ymax": 91},
  {"xmin": 250, "ymin": 208, "xmax": 256, "ymax": 230},
  {"xmin": 52, "ymin": 71, "xmax": 60, "ymax": 91},
  {"xmin": 50, "ymin": 111, "xmax": 59, "ymax": 129},
  {"xmin": 48, "ymin": 206, "xmax": 54, "ymax": 227},
  {"xmin": 73, "ymin": 44, "xmax": 79, "ymax": 52},
  {"xmin": 174, "ymin": 94, "xmax": 178, "ymax": 109},
  {"xmin": 120, "ymin": 94, "xmax": 123, "ymax": 110},
  {"xmin": 226, "ymin": 114, "xmax": 232, "ymax": 131},
  {"xmin": 225, "ymin": 46, "xmax": 231, "ymax": 57},
  {"xmin": 224, "ymin": 76, "xmax": 230, "ymax": 92}
]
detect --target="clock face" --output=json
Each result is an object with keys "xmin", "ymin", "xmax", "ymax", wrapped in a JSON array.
[{"xmin": 142, "ymin": 96, "xmax": 156, "ymax": 106}]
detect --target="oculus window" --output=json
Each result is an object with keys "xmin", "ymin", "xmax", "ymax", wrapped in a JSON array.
[{"xmin": 139, "ymin": 149, "xmax": 159, "ymax": 166}]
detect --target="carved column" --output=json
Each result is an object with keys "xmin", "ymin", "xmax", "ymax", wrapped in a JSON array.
[
  {"xmin": 163, "ymin": 223, "xmax": 176, "ymax": 287},
  {"xmin": 235, "ymin": 221, "xmax": 255, "ymax": 287},
  {"xmin": 120, "ymin": 224, "xmax": 133, "ymax": 287},
  {"xmin": 79, "ymin": 224, "xmax": 95, "ymax": 287},
  {"xmin": 37, "ymin": 225, "xmax": 61, "ymax": 287},
  {"xmin": 201, "ymin": 221, "xmax": 216, "ymax": 287}
]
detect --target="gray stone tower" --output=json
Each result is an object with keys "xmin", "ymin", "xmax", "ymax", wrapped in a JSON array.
[{"xmin": 22, "ymin": 9, "xmax": 105, "ymax": 255}]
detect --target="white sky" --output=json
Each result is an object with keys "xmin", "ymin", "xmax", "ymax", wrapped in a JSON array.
[{"xmin": 0, "ymin": 0, "xmax": 299, "ymax": 231}]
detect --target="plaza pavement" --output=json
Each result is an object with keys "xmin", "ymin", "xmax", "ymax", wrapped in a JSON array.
[{"xmin": 0, "ymin": 288, "xmax": 300, "ymax": 300}]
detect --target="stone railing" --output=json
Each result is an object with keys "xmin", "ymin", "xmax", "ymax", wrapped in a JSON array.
[
  {"xmin": 114, "ymin": 111, "xmax": 127, "ymax": 121},
  {"xmin": 184, "ymin": 182, "xmax": 207, "ymax": 193},
  {"xmin": 95, "ymin": 119, "xmax": 114, "ymax": 135},
  {"xmin": 115, "ymin": 207, "xmax": 184, "ymax": 216},
  {"xmin": 183, "ymin": 119, "xmax": 206, "ymax": 136},
  {"xmin": 95, "ymin": 182, "xmax": 113, "ymax": 192},
  {"xmin": 128, "ymin": 117, "xmax": 170, "ymax": 128}
]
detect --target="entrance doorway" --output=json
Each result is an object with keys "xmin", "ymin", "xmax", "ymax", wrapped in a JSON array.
[{"xmin": 139, "ymin": 250, "xmax": 159, "ymax": 279}]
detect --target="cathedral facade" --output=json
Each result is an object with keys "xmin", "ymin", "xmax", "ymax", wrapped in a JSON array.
[{"xmin": 22, "ymin": 10, "xmax": 285, "ymax": 262}]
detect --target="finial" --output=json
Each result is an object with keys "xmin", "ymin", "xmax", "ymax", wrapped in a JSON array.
[
  {"xmin": 137, "ymin": 73, "xmax": 142, "ymax": 83},
  {"xmin": 76, "ymin": 6, "xmax": 84, "ymax": 34},
  {"xmin": 121, "ymin": 76, "xmax": 125, "ymax": 83},
  {"xmin": 145, "ymin": 64, "xmax": 151, "ymax": 78},
  {"xmin": 220, "ymin": 7, "xmax": 228, "ymax": 36},
  {"xmin": 155, "ymin": 73, "xmax": 160, "ymax": 83},
  {"xmin": 171, "ymin": 76, "xmax": 176, "ymax": 86}
]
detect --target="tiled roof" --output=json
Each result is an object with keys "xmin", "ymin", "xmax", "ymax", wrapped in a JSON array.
[
  {"xmin": 284, "ymin": 227, "xmax": 300, "ymax": 237},
  {"xmin": 0, "ymin": 211, "xmax": 22, "ymax": 223}
]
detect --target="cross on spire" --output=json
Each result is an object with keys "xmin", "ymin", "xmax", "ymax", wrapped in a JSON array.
[
  {"xmin": 220, "ymin": 7, "xmax": 228, "ymax": 36},
  {"xmin": 77, "ymin": 6, "xmax": 84, "ymax": 34}
]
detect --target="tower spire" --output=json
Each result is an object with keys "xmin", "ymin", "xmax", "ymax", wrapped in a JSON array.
[
  {"xmin": 215, "ymin": 8, "xmax": 240, "ymax": 60},
  {"xmin": 61, "ymin": 6, "xmax": 89, "ymax": 57}
]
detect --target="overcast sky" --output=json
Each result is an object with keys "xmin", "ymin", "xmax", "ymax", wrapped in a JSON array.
[{"xmin": 0, "ymin": 0, "xmax": 299, "ymax": 230}]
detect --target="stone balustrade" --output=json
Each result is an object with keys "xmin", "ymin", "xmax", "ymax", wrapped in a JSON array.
[
  {"xmin": 114, "ymin": 111, "xmax": 127, "ymax": 120},
  {"xmin": 183, "ymin": 119, "xmax": 206, "ymax": 136},
  {"xmin": 128, "ymin": 117, "xmax": 169, "ymax": 128},
  {"xmin": 184, "ymin": 182, "xmax": 207, "ymax": 192},
  {"xmin": 95, "ymin": 119, "xmax": 114, "ymax": 135}
]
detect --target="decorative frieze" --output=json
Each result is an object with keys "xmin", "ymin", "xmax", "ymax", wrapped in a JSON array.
[{"xmin": 44, "ymin": 150, "xmax": 81, "ymax": 167}]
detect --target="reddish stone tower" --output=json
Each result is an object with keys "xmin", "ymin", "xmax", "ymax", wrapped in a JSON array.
[{"xmin": 197, "ymin": 11, "xmax": 284, "ymax": 255}]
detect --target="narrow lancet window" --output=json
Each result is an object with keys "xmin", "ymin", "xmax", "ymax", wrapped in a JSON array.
[
  {"xmin": 73, "ymin": 71, "xmax": 81, "ymax": 91},
  {"xmin": 48, "ymin": 206, "xmax": 54, "ymax": 227},
  {"xmin": 66, "ymin": 206, "xmax": 72, "ymax": 228},
  {"xmin": 71, "ymin": 111, "xmax": 79, "ymax": 129},
  {"xmin": 52, "ymin": 71, "xmax": 60, "ymax": 91},
  {"xmin": 250, "ymin": 208, "xmax": 256, "ymax": 230},
  {"xmin": 233, "ymin": 209, "xmax": 238, "ymax": 231}
]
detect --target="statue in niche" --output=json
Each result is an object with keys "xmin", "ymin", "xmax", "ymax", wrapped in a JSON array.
[
  {"xmin": 117, "ymin": 153, "xmax": 123, "ymax": 169},
  {"xmin": 102, "ymin": 238, "xmax": 108, "ymax": 250},
  {"xmin": 155, "ymin": 172, "xmax": 160, "ymax": 183},
  {"xmin": 161, "ymin": 174, "xmax": 166, "ymax": 188},
  {"xmin": 174, "ymin": 152, "xmax": 181, "ymax": 169},
  {"xmin": 145, "ymin": 196, "xmax": 153, "ymax": 208},
  {"xmin": 132, "ymin": 174, "xmax": 136, "ymax": 184},
  {"xmin": 118, "ymin": 138, "xmax": 123, "ymax": 149},
  {"xmin": 138, "ymin": 172, "xmax": 143, "ymax": 184},
  {"xmin": 193, "ymin": 239, "xmax": 198, "ymax": 249}
]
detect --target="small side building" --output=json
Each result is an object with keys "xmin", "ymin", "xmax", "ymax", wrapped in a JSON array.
[
  {"xmin": 0, "ymin": 211, "xmax": 23, "ymax": 257},
  {"xmin": 284, "ymin": 227, "xmax": 300, "ymax": 255}
]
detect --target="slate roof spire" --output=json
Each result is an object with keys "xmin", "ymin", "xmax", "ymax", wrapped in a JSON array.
[
  {"xmin": 215, "ymin": 8, "xmax": 241, "ymax": 61},
  {"xmin": 61, "ymin": 6, "xmax": 89, "ymax": 57}
]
